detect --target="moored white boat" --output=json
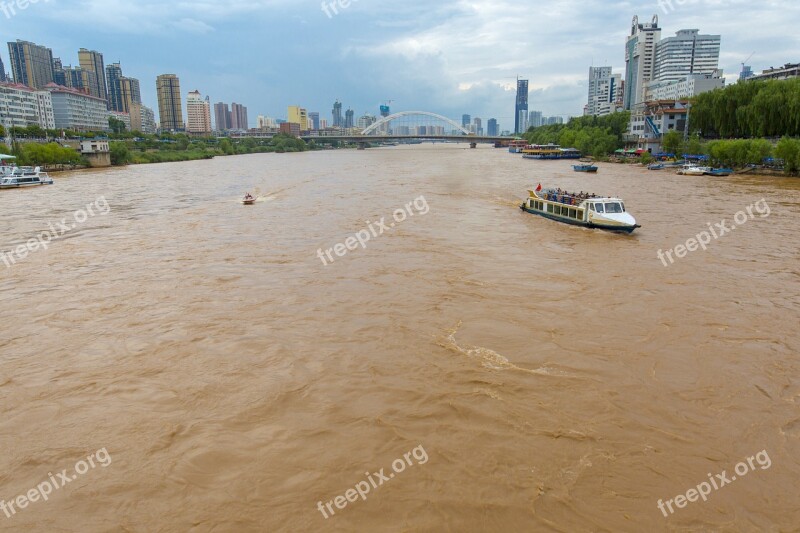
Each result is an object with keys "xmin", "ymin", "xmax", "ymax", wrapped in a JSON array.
[
  {"xmin": 520, "ymin": 187, "xmax": 640, "ymax": 233},
  {"xmin": 677, "ymin": 165, "xmax": 711, "ymax": 176},
  {"xmin": 0, "ymin": 167, "xmax": 54, "ymax": 188}
]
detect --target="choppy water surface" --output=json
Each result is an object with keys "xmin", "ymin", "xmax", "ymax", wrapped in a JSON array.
[{"xmin": 1, "ymin": 144, "xmax": 799, "ymax": 532}]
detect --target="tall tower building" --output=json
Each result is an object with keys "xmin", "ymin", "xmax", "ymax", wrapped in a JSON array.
[
  {"xmin": 487, "ymin": 118, "xmax": 498, "ymax": 136},
  {"xmin": 514, "ymin": 78, "xmax": 529, "ymax": 134},
  {"xmin": 654, "ymin": 29, "xmax": 721, "ymax": 84},
  {"xmin": 106, "ymin": 63, "xmax": 123, "ymax": 111},
  {"xmin": 7, "ymin": 40, "xmax": 54, "ymax": 89},
  {"xmin": 0, "ymin": 54, "xmax": 6, "ymax": 82},
  {"xmin": 52, "ymin": 57, "xmax": 66, "ymax": 86},
  {"xmin": 156, "ymin": 74, "xmax": 184, "ymax": 131},
  {"xmin": 78, "ymin": 48, "xmax": 107, "ymax": 102},
  {"xmin": 186, "ymin": 90, "xmax": 212, "ymax": 134},
  {"xmin": 623, "ymin": 15, "xmax": 661, "ymax": 109},
  {"xmin": 586, "ymin": 66, "xmax": 622, "ymax": 116},
  {"xmin": 332, "ymin": 100, "xmax": 342, "ymax": 127},
  {"xmin": 308, "ymin": 111, "xmax": 320, "ymax": 130},
  {"xmin": 344, "ymin": 108, "xmax": 354, "ymax": 128},
  {"xmin": 473, "ymin": 117, "xmax": 482, "ymax": 135},
  {"xmin": 230, "ymin": 103, "xmax": 248, "ymax": 130},
  {"xmin": 214, "ymin": 102, "xmax": 231, "ymax": 131}
]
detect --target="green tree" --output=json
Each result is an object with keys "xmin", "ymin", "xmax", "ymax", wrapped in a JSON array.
[
  {"xmin": 775, "ymin": 137, "xmax": 800, "ymax": 173},
  {"xmin": 109, "ymin": 142, "xmax": 131, "ymax": 166},
  {"xmin": 108, "ymin": 117, "xmax": 127, "ymax": 134},
  {"xmin": 661, "ymin": 130, "xmax": 683, "ymax": 155}
]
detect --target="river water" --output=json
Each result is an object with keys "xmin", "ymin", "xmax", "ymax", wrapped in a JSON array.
[{"xmin": 1, "ymin": 144, "xmax": 799, "ymax": 532}]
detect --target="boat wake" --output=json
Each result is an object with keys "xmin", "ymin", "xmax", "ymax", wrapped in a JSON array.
[{"xmin": 438, "ymin": 321, "xmax": 575, "ymax": 377}]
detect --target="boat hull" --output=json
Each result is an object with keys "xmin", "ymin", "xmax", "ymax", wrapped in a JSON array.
[
  {"xmin": 520, "ymin": 204, "xmax": 640, "ymax": 233},
  {"xmin": 0, "ymin": 182, "xmax": 52, "ymax": 189}
]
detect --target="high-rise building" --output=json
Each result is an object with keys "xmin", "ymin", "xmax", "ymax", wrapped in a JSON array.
[
  {"xmin": 64, "ymin": 66, "xmax": 98, "ymax": 96},
  {"xmin": 739, "ymin": 65, "xmax": 753, "ymax": 82},
  {"xmin": 654, "ymin": 29, "xmax": 721, "ymax": 84},
  {"xmin": 461, "ymin": 114, "xmax": 471, "ymax": 127},
  {"xmin": 623, "ymin": 15, "xmax": 661, "ymax": 109},
  {"xmin": 8, "ymin": 40, "xmax": 54, "ymax": 89},
  {"xmin": 487, "ymin": 118, "xmax": 498, "ymax": 136},
  {"xmin": 106, "ymin": 63, "xmax": 123, "ymax": 111},
  {"xmin": 156, "ymin": 74, "xmax": 184, "ymax": 131},
  {"xmin": 344, "ymin": 108, "xmax": 354, "ymax": 128},
  {"xmin": 186, "ymin": 90, "xmax": 212, "ymax": 134},
  {"xmin": 514, "ymin": 78, "xmax": 529, "ymax": 134},
  {"xmin": 119, "ymin": 76, "xmax": 141, "ymax": 113},
  {"xmin": 586, "ymin": 66, "xmax": 622, "ymax": 116},
  {"xmin": 139, "ymin": 105, "xmax": 157, "ymax": 134},
  {"xmin": 357, "ymin": 114, "xmax": 377, "ymax": 130},
  {"xmin": 230, "ymin": 102, "xmax": 248, "ymax": 130},
  {"xmin": 473, "ymin": 117, "xmax": 482, "ymax": 135},
  {"xmin": 214, "ymin": 102, "xmax": 231, "ymax": 131},
  {"xmin": 528, "ymin": 111, "xmax": 543, "ymax": 129},
  {"xmin": 332, "ymin": 100, "xmax": 342, "ymax": 127},
  {"xmin": 52, "ymin": 58, "xmax": 66, "ymax": 86},
  {"xmin": 308, "ymin": 111, "xmax": 320, "ymax": 130},
  {"xmin": 287, "ymin": 106, "xmax": 308, "ymax": 131},
  {"xmin": 0, "ymin": 55, "xmax": 5, "ymax": 82},
  {"xmin": 78, "ymin": 48, "xmax": 107, "ymax": 101}
]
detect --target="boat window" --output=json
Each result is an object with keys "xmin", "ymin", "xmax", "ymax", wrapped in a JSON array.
[
  {"xmin": 576, "ymin": 210, "xmax": 584, "ymax": 220},
  {"xmin": 620, "ymin": 202, "xmax": 626, "ymax": 212},
  {"xmin": 604, "ymin": 202, "xmax": 623, "ymax": 213},
  {"xmin": 547, "ymin": 203, "xmax": 554, "ymax": 214},
  {"xmin": 569, "ymin": 208, "xmax": 576, "ymax": 218},
  {"xmin": 595, "ymin": 203, "xmax": 605, "ymax": 213}
]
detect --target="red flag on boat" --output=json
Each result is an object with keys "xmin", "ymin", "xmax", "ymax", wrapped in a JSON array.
[{"xmin": 535, "ymin": 183, "xmax": 542, "ymax": 192}]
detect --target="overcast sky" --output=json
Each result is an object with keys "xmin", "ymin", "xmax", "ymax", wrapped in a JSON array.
[{"xmin": 3, "ymin": 0, "xmax": 798, "ymax": 130}]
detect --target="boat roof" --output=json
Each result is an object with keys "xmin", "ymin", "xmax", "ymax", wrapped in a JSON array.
[{"xmin": 530, "ymin": 189, "xmax": 624, "ymax": 202}]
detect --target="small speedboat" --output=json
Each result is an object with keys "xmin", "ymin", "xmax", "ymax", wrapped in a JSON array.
[
  {"xmin": 648, "ymin": 163, "xmax": 665, "ymax": 170},
  {"xmin": 677, "ymin": 165, "xmax": 711, "ymax": 176},
  {"xmin": 707, "ymin": 168, "xmax": 734, "ymax": 176},
  {"xmin": 573, "ymin": 164, "xmax": 598, "ymax": 173},
  {"xmin": 242, "ymin": 194, "xmax": 256, "ymax": 205}
]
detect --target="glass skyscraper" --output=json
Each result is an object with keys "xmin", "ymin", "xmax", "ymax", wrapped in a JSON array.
[{"xmin": 514, "ymin": 78, "xmax": 528, "ymax": 134}]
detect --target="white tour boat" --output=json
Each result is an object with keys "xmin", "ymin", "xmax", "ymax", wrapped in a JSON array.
[
  {"xmin": 520, "ymin": 186, "xmax": 640, "ymax": 233},
  {"xmin": 0, "ymin": 166, "xmax": 54, "ymax": 188}
]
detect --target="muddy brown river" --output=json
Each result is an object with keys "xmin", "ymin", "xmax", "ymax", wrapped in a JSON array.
[{"xmin": 1, "ymin": 144, "xmax": 799, "ymax": 532}]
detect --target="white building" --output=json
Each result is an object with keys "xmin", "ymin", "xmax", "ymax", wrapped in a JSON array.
[
  {"xmin": 0, "ymin": 81, "xmax": 55, "ymax": 130},
  {"xmin": 624, "ymin": 15, "xmax": 662, "ymax": 109},
  {"xmin": 628, "ymin": 100, "xmax": 689, "ymax": 153},
  {"xmin": 140, "ymin": 105, "xmax": 157, "ymax": 134},
  {"xmin": 586, "ymin": 66, "xmax": 623, "ymax": 116},
  {"xmin": 257, "ymin": 115, "xmax": 277, "ymax": 129},
  {"xmin": 654, "ymin": 29, "xmax": 721, "ymax": 84},
  {"xmin": 357, "ymin": 114, "xmax": 377, "ymax": 130},
  {"xmin": 186, "ymin": 90, "xmax": 212, "ymax": 134},
  {"xmin": 45, "ymin": 83, "xmax": 109, "ymax": 131},
  {"xmin": 644, "ymin": 71, "xmax": 725, "ymax": 101}
]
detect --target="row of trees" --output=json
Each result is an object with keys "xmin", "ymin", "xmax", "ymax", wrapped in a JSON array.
[
  {"xmin": 690, "ymin": 79, "xmax": 800, "ymax": 138},
  {"xmin": 109, "ymin": 134, "xmax": 311, "ymax": 166},
  {"xmin": 9, "ymin": 142, "xmax": 86, "ymax": 166},
  {"xmin": 523, "ymin": 112, "xmax": 630, "ymax": 158}
]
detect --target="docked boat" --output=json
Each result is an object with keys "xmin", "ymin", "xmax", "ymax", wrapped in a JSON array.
[
  {"xmin": 647, "ymin": 163, "xmax": 665, "ymax": 170},
  {"xmin": 573, "ymin": 164, "xmax": 598, "ymax": 173},
  {"xmin": 508, "ymin": 140, "xmax": 528, "ymax": 154},
  {"xmin": 0, "ymin": 167, "xmax": 54, "ymax": 188},
  {"xmin": 520, "ymin": 186, "xmax": 640, "ymax": 233},
  {"xmin": 521, "ymin": 144, "xmax": 582, "ymax": 160},
  {"xmin": 676, "ymin": 165, "xmax": 711, "ymax": 176},
  {"xmin": 707, "ymin": 167, "xmax": 734, "ymax": 176}
]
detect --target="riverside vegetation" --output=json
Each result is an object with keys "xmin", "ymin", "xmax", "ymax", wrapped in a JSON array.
[{"xmin": 1, "ymin": 121, "xmax": 331, "ymax": 168}]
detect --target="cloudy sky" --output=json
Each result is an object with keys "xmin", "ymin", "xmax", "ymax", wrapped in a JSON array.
[{"xmin": 3, "ymin": 0, "xmax": 798, "ymax": 131}]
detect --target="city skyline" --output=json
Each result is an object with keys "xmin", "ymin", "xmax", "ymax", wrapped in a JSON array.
[{"xmin": 1, "ymin": 1, "xmax": 798, "ymax": 130}]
